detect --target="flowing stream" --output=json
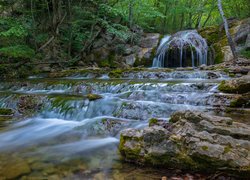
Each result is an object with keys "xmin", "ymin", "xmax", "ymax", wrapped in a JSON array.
[{"xmin": 0, "ymin": 70, "xmax": 243, "ymax": 179}]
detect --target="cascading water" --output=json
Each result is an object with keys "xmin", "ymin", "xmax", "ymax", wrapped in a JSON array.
[
  {"xmin": 0, "ymin": 70, "xmax": 237, "ymax": 179},
  {"xmin": 153, "ymin": 30, "xmax": 208, "ymax": 68}
]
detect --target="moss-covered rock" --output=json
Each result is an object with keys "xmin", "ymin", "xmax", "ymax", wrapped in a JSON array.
[
  {"xmin": 109, "ymin": 69, "xmax": 124, "ymax": 78},
  {"xmin": 199, "ymin": 19, "xmax": 244, "ymax": 64},
  {"xmin": 0, "ymin": 156, "xmax": 31, "ymax": 179},
  {"xmin": 148, "ymin": 118, "xmax": 158, "ymax": 126},
  {"xmin": 230, "ymin": 93, "xmax": 250, "ymax": 108},
  {"xmin": 119, "ymin": 110, "xmax": 250, "ymax": 175},
  {"xmin": 86, "ymin": 94, "xmax": 103, "ymax": 101},
  {"xmin": 0, "ymin": 108, "xmax": 14, "ymax": 116},
  {"xmin": 18, "ymin": 95, "xmax": 44, "ymax": 115},
  {"xmin": 219, "ymin": 76, "xmax": 250, "ymax": 94}
]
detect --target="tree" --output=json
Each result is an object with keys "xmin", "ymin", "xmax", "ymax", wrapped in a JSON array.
[{"xmin": 217, "ymin": 0, "xmax": 238, "ymax": 60}]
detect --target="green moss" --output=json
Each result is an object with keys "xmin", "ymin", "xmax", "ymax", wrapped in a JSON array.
[
  {"xmin": 101, "ymin": 118, "xmax": 107, "ymax": 124},
  {"xmin": 198, "ymin": 26, "xmax": 221, "ymax": 45},
  {"xmin": 86, "ymin": 94, "xmax": 103, "ymax": 101},
  {"xmin": 226, "ymin": 120, "xmax": 233, "ymax": 125},
  {"xmin": 121, "ymin": 102, "xmax": 128, "ymax": 107},
  {"xmin": 49, "ymin": 95, "xmax": 83, "ymax": 113},
  {"xmin": 149, "ymin": 118, "xmax": 158, "ymax": 126},
  {"xmin": 230, "ymin": 94, "xmax": 250, "ymax": 108},
  {"xmin": 119, "ymin": 134, "xmax": 142, "ymax": 160},
  {"xmin": 240, "ymin": 49, "xmax": 250, "ymax": 59},
  {"xmin": 96, "ymin": 53, "xmax": 117, "ymax": 68},
  {"xmin": 219, "ymin": 80, "xmax": 250, "ymax": 94},
  {"xmin": 109, "ymin": 69, "xmax": 123, "ymax": 78},
  {"xmin": 201, "ymin": 146, "xmax": 208, "ymax": 151},
  {"xmin": 48, "ymin": 69, "xmax": 105, "ymax": 78},
  {"xmin": 213, "ymin": 44, "xmax": 224, "ymax": 64},
  {"xmin": 223, "ymin": 146, "xmax": 232, "ymax": 154},
  {"xmin": 99, "ymin": 59, "xmax": 110, "ymax": 67},
  {"xmin": 229, "ymin": 73, "xmax": 235, "ymax": 78},
  {"xmin": 0, "ymin": 108, "xmax": 14, "ymax": 116}
]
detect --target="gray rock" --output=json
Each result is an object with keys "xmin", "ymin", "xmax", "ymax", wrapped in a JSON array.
[
  {"xmin": 235, "ymin": 18, "xmax": 250, "ymax": 44},
  {"xmin": 124, "ymin": 54, "xmax": 136, "ymax": 66},
  {"xmin": 119, "ymin": 110, "xmax": 250, "ymax": 174},
  {"xmin": 140, "ymin": 33, "xmax": 160, "ymax": 48}
]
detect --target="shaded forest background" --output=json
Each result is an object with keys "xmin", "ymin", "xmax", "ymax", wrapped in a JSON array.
[{"xmin": 0, "ymin": 0, "xmax": 249, "ymax": 77}]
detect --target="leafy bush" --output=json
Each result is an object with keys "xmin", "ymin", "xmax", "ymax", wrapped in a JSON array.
[
  {"xmin": 0, "ymin": 45, "xmax": 35, "ymax": 59},
  {"xmin": 240, "ymin": 49, "xmax": 250, "ymax": 59},
  {"xmin": 0, "ymin": 18, "xmax": 28, "ymax": 38}
]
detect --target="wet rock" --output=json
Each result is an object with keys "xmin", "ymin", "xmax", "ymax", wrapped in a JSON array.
[
  {"xmin": 18, "ymin": 95, "xmax": 44, "ymax": 115},
  {"xmin": 218, "ymin": 75, "xmax": 250, "ymax": 94},
  {"xmin": 149, "ymin": 118, "xmax": 169, "ymax": 128},
  {"xmin": 199, "ymin": 64, "xmax": 207, "ymax": 70},
  {"xmin": 87, "ymin": 118, "xmax": 131, "ymax": 136},
  {"xmin": 119, "ymin": 110, "xmax": 250, "ymax": 175},
  {"xmin": 228, "ymin": 65, "xmax": 250, "ymax": 75},
  {"xmin": 0, "ymin": 157, "xmax": 31, "ymax": 179},
  {"xmin": 207, "ymin": 72, "xmax": 221, "ymax": 79}
]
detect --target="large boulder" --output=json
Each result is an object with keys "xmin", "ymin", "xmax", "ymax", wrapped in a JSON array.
[{"xmin": 119, "ymin": 110, "xmax": 250, "ymax": 176}]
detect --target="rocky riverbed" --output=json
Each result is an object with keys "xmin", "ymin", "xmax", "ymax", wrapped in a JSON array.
[{"xmin": 0, "ymin": 68, "xmax": 249, "ymax": 179}]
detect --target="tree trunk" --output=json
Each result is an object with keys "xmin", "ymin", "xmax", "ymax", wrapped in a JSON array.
[
  {"xmin": 217, "ymin": 0, "xmax": 238, "ymax": 61},
  {"xmin": 128, "ymin": 0, "xmax": 134, "ymax": 28},
  {"xmin": 187, "ymin": 0, "xmax": 193, "ymax": 29},
  {"xmin": 162, "ymin": 3, "xmax": 169, "ymax": 34}
]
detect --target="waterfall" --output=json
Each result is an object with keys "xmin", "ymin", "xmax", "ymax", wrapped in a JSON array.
[
  {"xmin": 153, "ymin": 30, "xmax": 208, "ymax": 68},
  {"xmin": 152, "ymin": 35, "xmax": 171, "ymax": 67}
]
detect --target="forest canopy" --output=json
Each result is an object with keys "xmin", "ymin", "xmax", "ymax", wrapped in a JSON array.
[{"xmin": 0, "ymin": 0, "xmax": 249, "ymax": 67}]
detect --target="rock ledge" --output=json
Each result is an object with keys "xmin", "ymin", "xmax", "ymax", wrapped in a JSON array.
[{"xmin": 119, "ymin": 110, "xmax": 250, "ymax": 175}]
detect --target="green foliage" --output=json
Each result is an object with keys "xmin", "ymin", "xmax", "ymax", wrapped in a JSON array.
[
  {"xmin": 0, "ymin": 18, "xmax": 28, "ymax": 38},
  {"xmin": 0, "ymin": 0, "xmax": 249, "ymax": 79},
  {"xmin": 240, "ymin": 50, "xmax": 250, "ymax": 59},
  {"xmin": 0, "ymin": 45, "xmax": 35, "ymax": 59},
  {"xmin": 0, "ymin": 24, "xmax": 27, "ymax": 38}
]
